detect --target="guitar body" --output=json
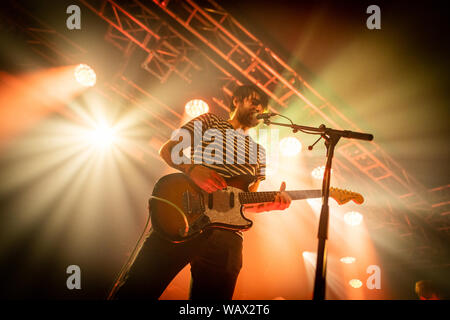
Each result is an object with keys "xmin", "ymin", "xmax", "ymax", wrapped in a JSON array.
[
  {"xmin": 149, "ymin": 173, "xmax": 363, "ymax": 243},
  {"xmin": 149, "ymin": 173, "xmax": 255, "ymax": 243}
]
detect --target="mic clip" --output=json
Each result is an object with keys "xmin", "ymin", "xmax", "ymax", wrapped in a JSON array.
[{"xmin": 256, "ymin": 112, "xmax": 278, "ymax": 120}]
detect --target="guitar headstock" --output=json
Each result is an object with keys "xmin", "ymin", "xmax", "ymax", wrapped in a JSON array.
[{"xmin": 330, "ymin": 187, "xmax": 364, "ymax": 205}]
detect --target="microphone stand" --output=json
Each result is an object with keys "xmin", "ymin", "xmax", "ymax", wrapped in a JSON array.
[{"xmin": 261, "ymin": 117, "xmax": 373, "ymax": 300}]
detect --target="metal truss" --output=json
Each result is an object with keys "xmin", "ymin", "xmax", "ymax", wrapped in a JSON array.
[
  {"xmin": 80, "ymin": 0, "xmax": 247, "ymax": 119},
  {"xmin": 428, "ymin": 185, "xmax": 450, "ymax": 234},
  {"xmin": 79, "ymin": 0, "xmax": 437, "ymax": 217},
  {"xmin": 146, "ymin": 0, "xmax": 450, "ymax": 261},
  {"xmin": 76, "ymin": 0, "xmax": 243, "ymax": 158},
  {"xmin": 80, "ymin": 0, "xmax": 205, "ymax": 83},
  {"xmin": 151, "ymin": 0, "xmax": 432, "ymax": 213},
  {"xmin": 4, "ymin": 1, "xmax": 87, "ymax": 66},
  {"xmin": 6, "ymin": 0, "xmax": 448, "ymax": 263},
  {"xmin": 2, "ymin": 1, "xmax": 169, "ymax": 164}
]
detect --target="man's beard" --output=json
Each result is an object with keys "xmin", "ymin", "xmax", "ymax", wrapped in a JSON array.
[{"xmin": 236, "ymin": 108, "xmax": 258, "ymax": 128}]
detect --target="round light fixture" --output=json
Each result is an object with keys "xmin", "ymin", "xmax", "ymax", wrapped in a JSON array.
[
  {"xmin": 185, "ymin": 99, "xmax": 209, "ymax": 118},
  {"xmin": 74, "ymin": 64, "xmax": 96, "ymax": 87}
]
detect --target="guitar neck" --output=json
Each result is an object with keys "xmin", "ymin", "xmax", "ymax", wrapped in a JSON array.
[{"xmin": 238, "ymin": 190, "xmax": 322, "ymax": 204}]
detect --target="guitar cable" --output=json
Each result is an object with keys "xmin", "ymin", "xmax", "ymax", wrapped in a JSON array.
[{"xmin": 106, "ymin": 196, "xmax": 188, "ymax": 300}]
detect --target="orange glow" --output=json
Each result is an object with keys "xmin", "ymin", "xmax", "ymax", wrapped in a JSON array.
[
  {"xmin": 156, "ymin": 126, "xmax": 388, "ymax": 300},
  {"xmin": 279, "ymin": 136, "xmax": 302, "ymax": 156},
  {"xmin": 86, "ymin": 123, "xmax": 117, "ymax": 148},
  {"xmin": 74, "ymin": 64, "xmax": 96, "ymax": 87},
  {"xmin": 344, "ymin": 211, "xmax": 363, "ymax": 226},
  {"xmin": 311, "ymin": 165, "xmax": 334, "ymax": 180},
  {"xmin": 185, "ymin": 99, "xmax": 209, "ymax": 118},
  {"xmin": 349, "ymin": 279, "xmax": 363, "ymax": 288},
  {"xmin": 0, "ymin": 66, "xmax": 91, "ymax": 149},
  {"xmin": 329, "ymin": 207, "xmax": 389, "ymax": 299},
  {"xmin": 340, "ymin": 256, "xmax": 356, "ymax": 264}
]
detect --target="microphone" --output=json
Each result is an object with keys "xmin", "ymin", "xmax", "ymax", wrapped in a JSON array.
[{"xmin": 256, "ymin": 112, "xmax": 278, "ymax": 120}]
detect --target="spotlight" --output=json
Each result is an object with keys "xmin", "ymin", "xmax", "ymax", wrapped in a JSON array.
[
  {"xmin": 302, "ymin": 251, "xmax": 317, "ymax": 268},
  {"xmin": 340, "ymin": 256, "xmax": 356, "ymax": 264},
  {"xmin": 279, "ymin": 136, "xmax": 302, "ymax": 156},
  {"xmin": 185, "ymin": 99, "xmax": 209, "ymax": 118},
  {"xmin": 344, "ymin": 211, "xmax": 363, "ymax": 226},
  {"xmin": 349, "ymin": 279, "xmax": 363, "ymax": 288},
  {"xmin": 74, "ymin": 64, "xmax": 96, "ymax": 87},
  {"xmin": 88, "ymin": 124, "xmax": 117, "ymax": 148},
  {"xmin": 311, "ymin": 165, "xmax": 333, "ymax": 180}
]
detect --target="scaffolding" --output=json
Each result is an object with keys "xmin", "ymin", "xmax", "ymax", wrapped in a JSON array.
[{"xmin": 8, "ymin": 0, "xmax": 448, "ymax": 265}]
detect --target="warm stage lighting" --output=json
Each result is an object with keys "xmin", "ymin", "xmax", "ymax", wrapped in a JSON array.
[
  {"xmin": 185, "ymin": 99, "xmax": 209, "ymax": 118},
  {"xmin": 279, "ymin": 136, "xmax": 302, "ymax": 156},
  {"xmin": 302, "ymin": 251, "xmax": 316, "ymax": 266},
  {"xmin": 349, "ymin": 279, "xmax": 363, "ymax": 288},
  {"xmin": 87, "ymin": 124, "xmax": 117, "ymax": 148},
  {"xmin": 74, "ymin": 64, "xmax": 96, "ymax": 87},
  {"xmin": 344, "ymin": 211, "xmax": 363, "ymax": 226},
  {"xmin": 311, "ymin": 165, "xmax": 333, "ymax": 180},
  {"xmin": 340, "ymin": 256, "xmax": 356, "ymax": 264}
]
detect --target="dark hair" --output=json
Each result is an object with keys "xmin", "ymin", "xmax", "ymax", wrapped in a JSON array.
[{"xmin": 229, "ymin": 84, "xmax": 269, "ymax": 113}]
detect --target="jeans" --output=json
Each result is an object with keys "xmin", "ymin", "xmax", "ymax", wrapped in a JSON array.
[{"xmin": 115, "ymin": 228, "xmax": 243, "ymax": 300}]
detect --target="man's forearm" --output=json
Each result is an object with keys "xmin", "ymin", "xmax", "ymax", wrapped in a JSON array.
[{"xmin": 159, "ymin": 140, "xmax": 195, "ymax": 174}]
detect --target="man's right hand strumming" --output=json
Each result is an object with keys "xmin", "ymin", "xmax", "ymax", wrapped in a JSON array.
[
  {"xmin": 187, "ymin": 165, "xmax": 227, "ymax": 194},
  {"xmin": 158, "ymin": 134, "xmax": 227, "ymax": 193}
]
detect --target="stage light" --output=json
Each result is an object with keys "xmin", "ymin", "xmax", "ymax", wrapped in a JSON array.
[
  {"xmin": 344, "ymin": 211, "xmax": 363, "ymax": 226},
  {"xmin": 349, "ymin": 279, "xmax": 363, "ymax": 288},
  {"xmin": 302, "ymin": 251, "xmax": 316, "ymax": 265},
  {"xmin": 311, "ymin": 165, "xmax": 333, "ymax": 180},
  {"xmin": 340, "ymin": 256, "xmax": 356, "ymax": 264},
  {"xmin": 74, "ymin": 64, "xmax": 96, "ymax": 87},
  {"xmin": 185, "ymin": 99, "xmax": 209, "ymax": 118},
  {"xmin": 279, "ymin": 136, "xmax": 302, "ymax": 156},
  {"xmin": 87, "ymin": 123, "xmax": 117, "ymax": 148}
]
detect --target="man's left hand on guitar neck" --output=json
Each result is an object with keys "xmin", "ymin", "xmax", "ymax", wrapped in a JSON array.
[{"xmin": 244, "ymin": 181, "xmax": 292, "ymax": 213}]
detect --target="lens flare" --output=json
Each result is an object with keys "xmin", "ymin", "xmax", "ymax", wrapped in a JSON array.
[
  {"xmin": 74, "ymin": 64, "xmax": 96, "ymax": 87},
  {"xmin": 344, "ymin": 211, "xmax": 363, "ymax": 226},
  {"xmin": 279, "ymin": 136, "xmax": 302, "ymax": 156},
  {"xmin": 185, "ymin": 99, "xmax": 209, "ymax": 118},
  {"xmin": 349, "ymin": 279, "xmax": 363, "ymax": 288},
  {"xmin": 87, "ymin": 123, "xmax": 117, "ymax": 148},
  {"xmin": 311, "ymin": 165, "xmax": 333, "ymax": 180},
  {"xmin": 340, "ymin": 256, "xmax": 356, "ymax": 264}
]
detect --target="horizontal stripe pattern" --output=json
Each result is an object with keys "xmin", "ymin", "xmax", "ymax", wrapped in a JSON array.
[{"xmin": 180, "ymin": 113, "xmax": 266, "ymax": 182}]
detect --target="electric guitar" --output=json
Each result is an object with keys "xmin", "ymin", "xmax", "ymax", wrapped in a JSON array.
[{"xmin": 149, "ymin": 173, "xmax": 364, "ymax": 243}]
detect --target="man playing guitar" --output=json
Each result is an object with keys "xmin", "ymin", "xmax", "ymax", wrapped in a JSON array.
[{"xmin": 115, "ymin": 84, "xmax": 291, "ymax": 300}]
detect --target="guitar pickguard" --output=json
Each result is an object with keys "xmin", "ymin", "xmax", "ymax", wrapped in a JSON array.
[{"xmin": 201, "ymin": 186, "xmax": 251, "ymax": 229}]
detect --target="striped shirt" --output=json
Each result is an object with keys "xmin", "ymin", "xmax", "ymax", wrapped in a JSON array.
[{"xmin": 179, "ymin": 113, "xmax": 266, "ymax": 183}]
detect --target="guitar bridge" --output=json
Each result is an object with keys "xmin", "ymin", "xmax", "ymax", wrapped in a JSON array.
[{"xmin": 182, "ymin": 190, "xmax": 205, "ymax": 214}]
